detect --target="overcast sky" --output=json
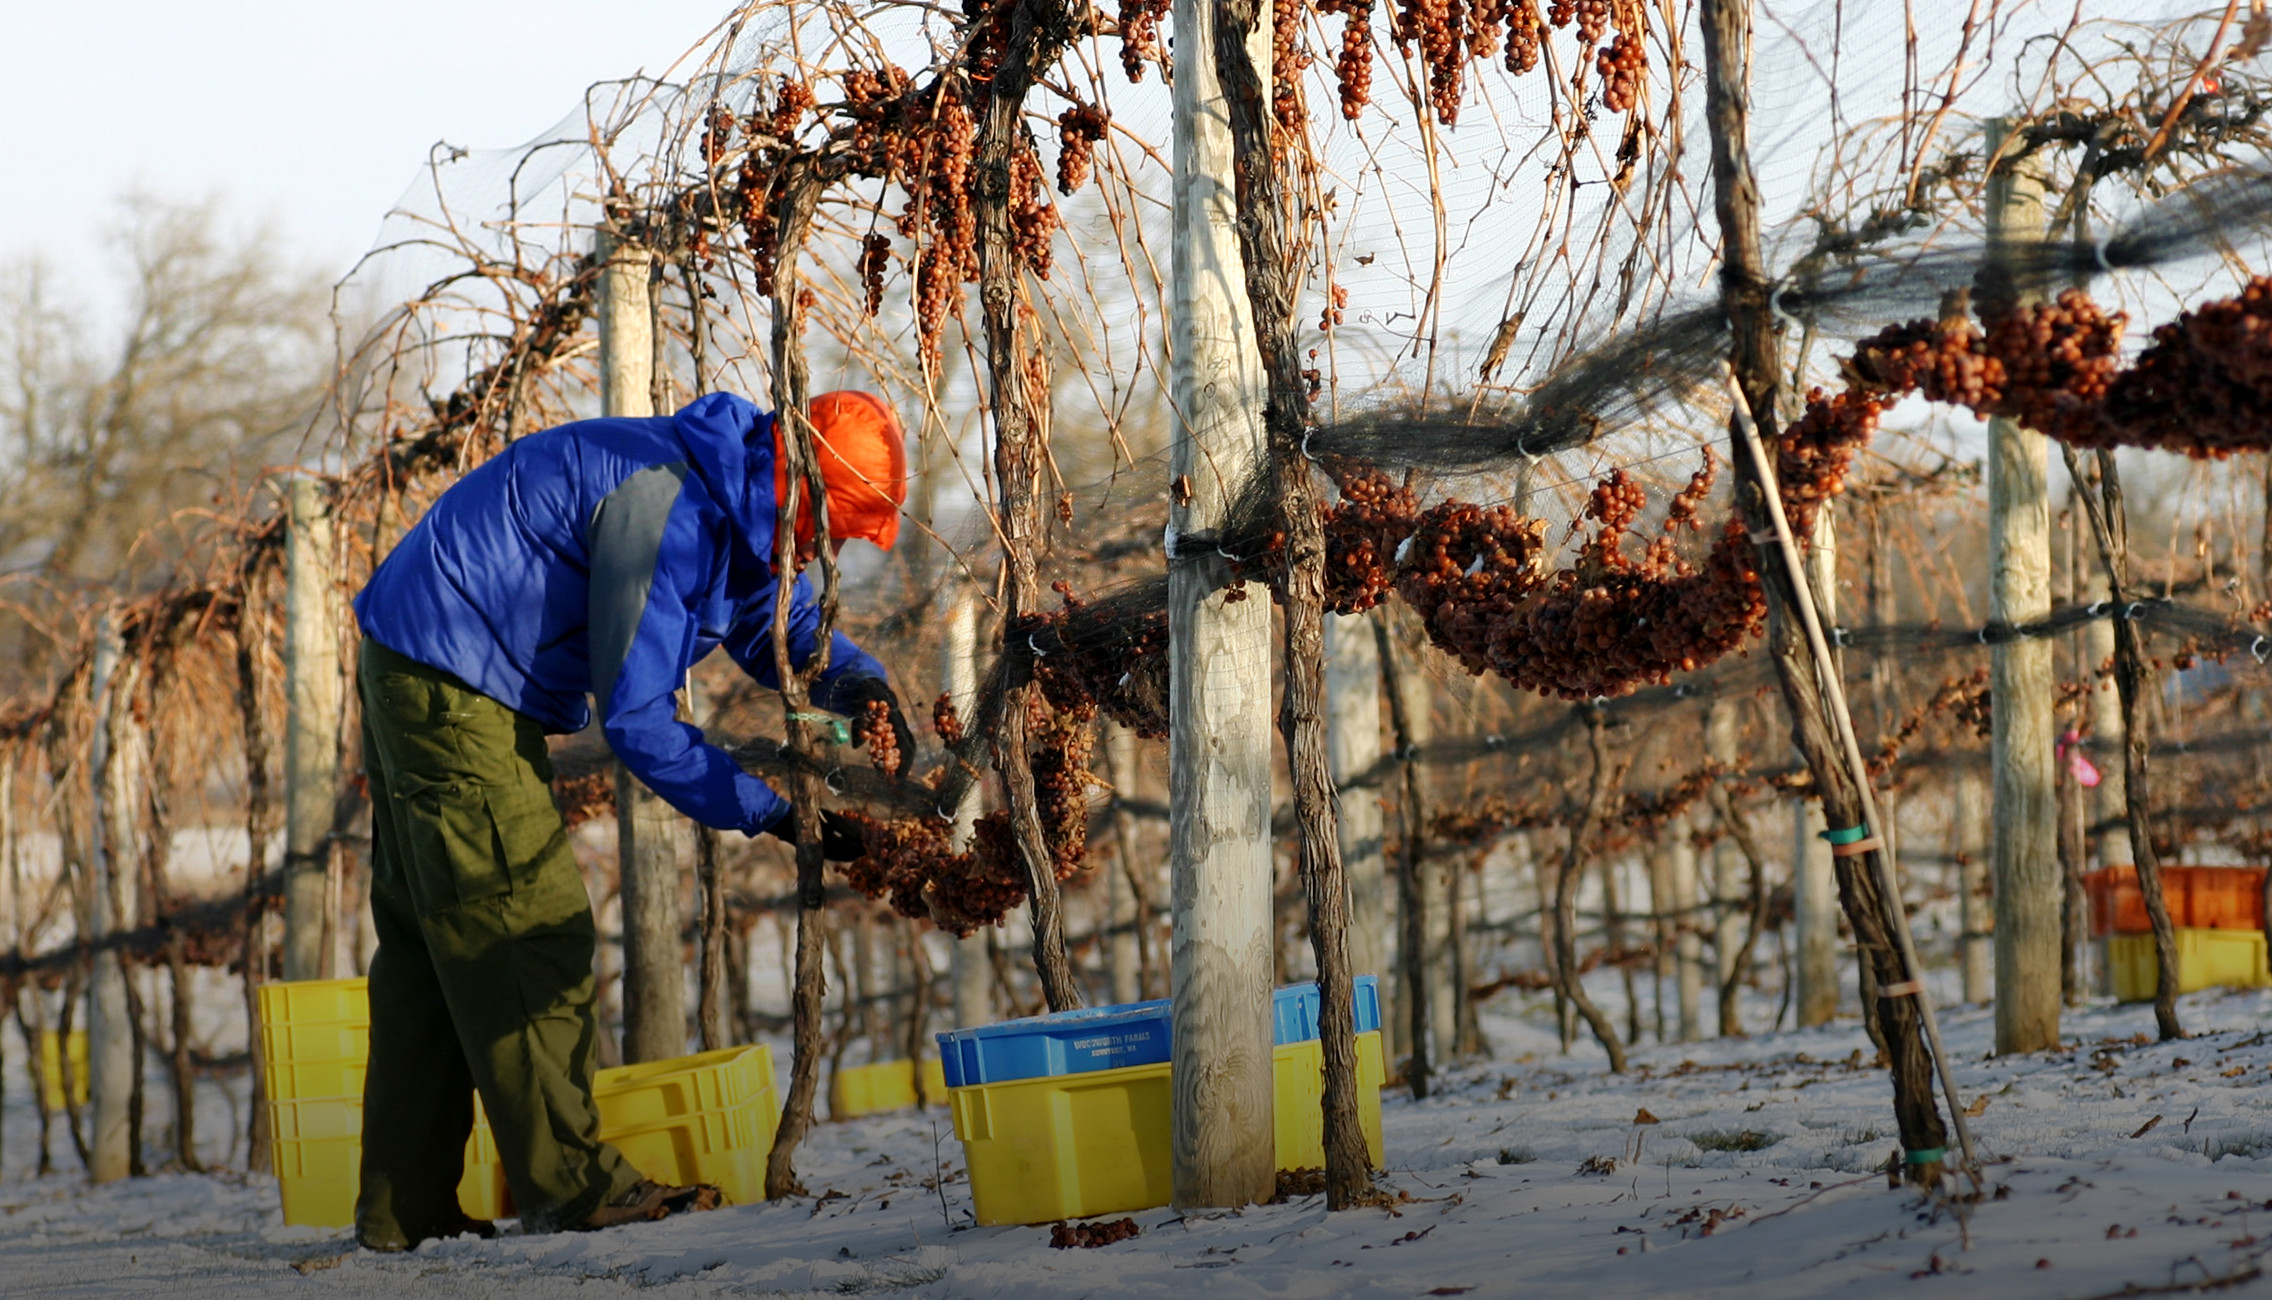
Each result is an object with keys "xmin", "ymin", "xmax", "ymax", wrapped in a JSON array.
[{"xmin": 2, "ymin": 0, "xmax": 735, "ymax": 290}]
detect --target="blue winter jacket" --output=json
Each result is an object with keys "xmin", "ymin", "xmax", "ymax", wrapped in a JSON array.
[{"xmin": 354, "ymin": 392, "xmax": 889, "ymax": 836}]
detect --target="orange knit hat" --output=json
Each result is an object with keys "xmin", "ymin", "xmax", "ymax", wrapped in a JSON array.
[{"xmin": 774, "ymin": 391, "xmax": 908, "ymax": 551}]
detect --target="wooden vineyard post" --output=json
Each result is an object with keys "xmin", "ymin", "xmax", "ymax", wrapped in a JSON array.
[
  {"xmin": 1104, "ymin": 723, "xmax": 1143, "ymax": 1006},
  {"xmin": 942, "ymin": 595, "xmax": 993, "ymax": 1030},
  {"xmin": 1706, "ymin": 701, "xmax": 1746, "ymax": 1036},
  {"xmin": 1164, "ymin": 0, "xmax": 1279, "ymax": 1210},
  {"xmin": 1957, "ymin": 776, "xmax": 1994, "ymax": 1003},
  {"xmin": 283, "ymin": 477, "xmax": 341, "ymax": 982},
  {"xmin": 1793, "ymin": 799, "xmax": 1839, "ymax": 1026},
  {"xmin": 600, "ymin": 231, "xmax": 691, "ymax": 1065},
  {"xmin": 86, "ymin": 612, "xmax": 136, "ymax": 1182},
  {"xmin": 1794, "ymin": 511, "xmax": 1841, "ymax": 1029},
  {"xmin": 1376, "ymin": 621, "xmax": 1435, "ymax": 1088},
  {"xmin": 1211, "ymin": 0, "xmax": 1370, "ymax": 1202},
  {"xmin": 1984, "ymin": 120, "xmax": 2063, "ymax": 1055},
  {"xmin": 1326, "ymin": 613, "xmax": 1391, "ymax": 1043},
  {"xmin": 1703, "ymin": 0, "xmax": 1967, "ymax": 1181}
]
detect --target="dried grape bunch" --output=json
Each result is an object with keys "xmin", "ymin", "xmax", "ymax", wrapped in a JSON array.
[
  {"xmin": 1320, "ymin": 462, "xmax": 1421, "ymax": 614},
  {"xmin": 2098, "ymin": 276, "xmax": 2272, "ymax": 456},
  {"xmin": 858, "ymin": 234, "xmax": 891, "ymax": 317},
  {"xmin": 1392, "ymin": 0, "xmax": 1468, "ymax": 122},
  {"xmin": 551, "ymin": 768, "xmax": 615, "ymax": 831},
  {"xmin": 1119, "ymin": 0, "xmax": 1173, "ymax": 82},
  {"xmin": 1775, "ymin": 387, "xmax": 1883, "ymax": 543},
  {"xmin": 933, "ymin": 690, "xmax": 967, "ymax": 745},
  {"xmin": 1009, "ymin": 138, "xmax": 1060, "ymax": 278},
  {"xmin": 1050, "ymin": 1217, "xmax": 1141, "ymax": 1248},
  {"xmin": 1503, "ymin": 0, "xmax": 1542, "ymax": 72},
  {"xmin": 1028, "ymin": 691, "xmax": 1101, "ymax": 880},
  {"xmin": 1056, "ymin": 103, "xmax": 1109, "ymax": 195},
  {"xmin": 1597, "ymin": 30, "xmax": 1644, "ymax": 113},
  {"xmin": 1466, "ymin": 0, "xmax": 1506, "ymax": 60},
  {"xmin": 1273, "ymin": 0, "xmax": 1310, "ymax": 131},
  {"xmin": 1573, "ymin": 0, "xmax": 1609, "ymax": 44},
  {"xmin": 1018, "ymin": 582, "xmax": 1170, "ymax": 737},
  {"xmin": 1320, "ymin": 0, "xmax": 1378, "ymax": 117},
  {"xmin": 862, "ymin": 698, "xmax": 901, "ymax": 774},
  {"xmin": 1547, "ymin": 0, "xmax": 1574, "ymax": 26}
]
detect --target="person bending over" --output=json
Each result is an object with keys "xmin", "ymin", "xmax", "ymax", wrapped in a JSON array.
[{"xmin": 349, "ymin": 390, "xmax": 914, "ymax": 1248}]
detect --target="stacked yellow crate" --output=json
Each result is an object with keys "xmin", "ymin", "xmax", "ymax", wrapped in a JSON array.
[
  {"xmin": 256, "ymin": 979, "xmax": 777, "ymax": 1225},
  {"xmin": 257, "ymin": 978, "xmax": 509, "ymax": 1227},
  {"xmin": 938, "ymin": 978, "xmax": 1386, "ymax": 1226},
  {"xmin": 829, "ymin": 1057, "xmax": 948, "ymax": 1118}
]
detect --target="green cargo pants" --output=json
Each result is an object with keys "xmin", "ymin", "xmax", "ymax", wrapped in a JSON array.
[{"xmin": 354, "ymin": 637, "xmax": 643, "ymax": 1244}]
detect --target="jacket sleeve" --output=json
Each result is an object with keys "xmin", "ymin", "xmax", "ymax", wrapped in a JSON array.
[
  {"xmin": 719, "ymin": 570, "xmax": 892, "ymax": 715},
  {"xmin": 590, "ymin": 469, "xmax": 792, "ymax": 836}
]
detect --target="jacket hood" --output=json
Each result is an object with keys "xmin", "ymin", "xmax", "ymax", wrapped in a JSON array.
[{"xmin": 672, "ymin": 391, "xmax": 780, "ymax": 572}]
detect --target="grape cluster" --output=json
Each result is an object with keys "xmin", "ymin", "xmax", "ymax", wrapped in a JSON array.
[
  {"xmin": 1597, "ymin": 30, "xmax": 1644, "ymax": 113},
  {"xmin": 1843, "ymin": 283, "xmax": 2272, "ymax": 458},
  {"xmin": 1503, "ymin": 0, "xmax": 1542, "ymax": 72},
  {"xmin": 1274, "ymin": 0, "xmax": 1311, "ymax": 131},
  {"xmin": 858, "ymin": 234, "xmax": 891, "ymax": 317},
  {"xmin": 1050, "ymin": 1218, "xmax": 1141, "ymax": 1248},
  {"xmin": 1010, "ymin": 140, "xmax": 1060, "ymax": 280},
  {"xmin": 1572, "ymin": 0, "xmax": 1609, "ymax": 46},
  {"xmin": 1319, "ymin": 463, "xmax": 1420, "ymax": 614},
  {"xmin": 2099, "ymin": 277, "xmax": 2272, "ymax": 456},
  {"xmin": 933, "ymin": 690, "xmax": 967, "ymax": 745},
  {"xmin": 1775, "ymin": 387, "xmax": 1883, "ymax": 542},
  {"xmin": 1056, "ymin": 103, "xmax": 1109, "ymax": 195},
  {"xmin": 862, "ymin": 698, "xmax": 901, "ymax": 774},
  {"xmin": 1393, "ymin": 0, "xmax": 1469, "ymax": 123},
  {"xmin": 1319, "ymin": 0, "xmax": 1377, "ymax": 118},
  {"xmin": 1118, "ymin": 0, "xmax": 1173, "ymax": 83},
  {"xmin": 1020, "ymin": 581, "xmax": 1171, "ymax": 737}
]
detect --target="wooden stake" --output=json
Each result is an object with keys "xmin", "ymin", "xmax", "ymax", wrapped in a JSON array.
[
  {"xmin": 1792, "ymin": 798, "xmax": 1840, "ymax": 1026},
  {"xmin": 283, "ymin": 478, "xmax": 340, "ymax": 983},
  {"xmin": 1327, "ymin": 613, "xmax": 1391, "ymax": 1034},
  {"xmin": 601, "ymin": 232, "xmax": 691, "ymax": 1065},
  {"xmin": 86, "ymin": 612, "xmax": 135, "ymax": 1182},
  {"xmin": 1166, "ymin": 0, "xmax": 1278, "ymax": 1209},
  {"xmin": 1984, "ymin": 120, "xmax": 2063, "ymax": 1055}
]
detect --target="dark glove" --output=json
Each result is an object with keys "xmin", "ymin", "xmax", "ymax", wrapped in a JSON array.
[
  {"xmin": 840, "ymin": 676, "xmax": 917, "ymax": 776},
  {"xmin": 767, "ymin": 808, "xmax": 868, "ymax": 862}
]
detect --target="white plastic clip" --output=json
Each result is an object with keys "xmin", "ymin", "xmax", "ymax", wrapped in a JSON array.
[
  {"xmin": 2092, "ymin": 233, "xmax": 2115, "ymax": 275},
  {"xmin": 2088, "ymin": 601, "xmax": 2111, "ymax": 618},
  {"xmin": 2252, "ymin": 636, "xmax": 2269, "ymax": 665},
  {"xmin": 1028, "ymin": 634, "xmax": 1048, "ymax": 659}
]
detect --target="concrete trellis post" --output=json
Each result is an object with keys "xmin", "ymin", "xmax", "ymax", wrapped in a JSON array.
[
  {"xmin": 1985, "ymin": 120, "xmax": 2063, "ymax": 1055},
  {"xmin": 1167, "ymin": 0, "xmax": 1277, "ymax": 1207},
  {"xmin": 283, "ymin": 477, "xmax": 341, "ymax": 983},
  {"xmin": 601, "ymin": 233, "xmax": 692, "ymax": 1064}
]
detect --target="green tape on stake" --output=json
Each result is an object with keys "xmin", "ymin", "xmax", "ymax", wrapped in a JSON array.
[
  {"xmin": 790, "ymin": 712, "xmax": 852, "ymax": 746},
  {"xmin": 1904, "ymin": 1147, "xmax": 1947, "ymax": 1165},
  {"xmin": 1820, "ymin": 823, "xmax": 1872, "ymax": 846}
]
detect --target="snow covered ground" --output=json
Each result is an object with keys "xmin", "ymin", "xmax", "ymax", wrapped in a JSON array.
[{"xmin": 7, "ymin": 982, "xmax": 2272, "ymax": 1298}]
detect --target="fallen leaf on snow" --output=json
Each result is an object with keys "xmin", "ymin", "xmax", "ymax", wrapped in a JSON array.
[
  {"xmin": 2129, "ymin": 1115, "xmax": 2164, "ymax": 1139},
  {"xmin": 1633, "ymin": 1108, "xmax": 1661, "ymax": 1125}
]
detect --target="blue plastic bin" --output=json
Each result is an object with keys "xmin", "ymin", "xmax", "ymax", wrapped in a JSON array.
[{"xmin": 938, "ymin": 976, "xmax": 1378, "ymax": 1088}]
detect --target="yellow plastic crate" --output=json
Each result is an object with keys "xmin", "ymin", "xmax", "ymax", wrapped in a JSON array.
[
  {"xmin": 948, "ymin": 1030, "xmax": 1387, "ymax": 1225},
  {"xmin": 591, "ymin": 1045, "xmax": 777, "ymax": 1206},
  {"xmin": 39, "ymin": 1030, "xmax": 88, "ymax": 1113},
  {"xmin": 1271, "ymin": 1032, "xmax": 1387, "ymax": 1171},
  {"xmin": 268, "ymin": 1093, "xmax": 511, "ymax": 1227},
  {"xmin": 256, "ymin": 977, "xmax": 508, "ymax": 1228},
  {"xmin": 831, "ymin": 1057, "xmax": 949, "ymax": 1117},
  {"xmin": 2110, "ymin": 928, "xmax": 2270, "ymax": 1002}
]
